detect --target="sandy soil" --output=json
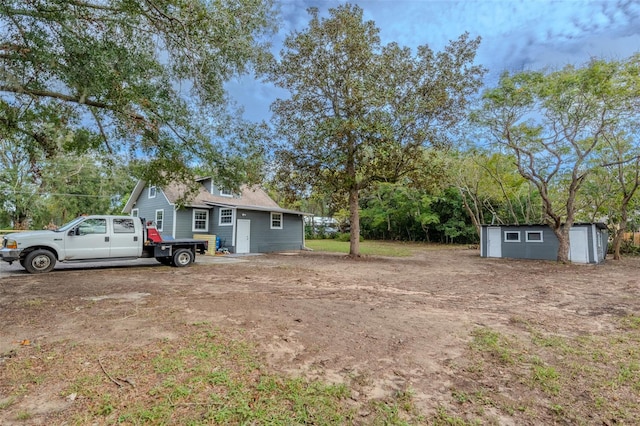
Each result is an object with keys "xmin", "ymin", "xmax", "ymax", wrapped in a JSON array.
[{"xmin": 1, "ymin": 248, "xmax": 639, "ymax": 424}]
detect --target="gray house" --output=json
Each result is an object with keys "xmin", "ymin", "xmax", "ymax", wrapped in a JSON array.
[
  {"xmin": 480, "ymin": 223, "xmax": 608, "ymax": 264},
  {"xmin": 123, "ymin": 178, "xmax": 310, "ymax": 254}
]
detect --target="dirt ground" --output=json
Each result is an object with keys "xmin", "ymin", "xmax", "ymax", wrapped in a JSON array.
[{"xmin": 1, "ymin": 247, "xmax": 639, "ymax": 424}]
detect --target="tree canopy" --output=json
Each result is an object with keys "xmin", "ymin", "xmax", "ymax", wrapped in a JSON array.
[
  {"xmin": 476, "ymin": 55, "xmax": 640, "ymax": 262},
  {"xmin": 268, "ymin": 4, "xmax": 485, "ymax": 256},
  {"xmin": 0, "ymin": 0, "xmax": 277, "ymax": 187}
]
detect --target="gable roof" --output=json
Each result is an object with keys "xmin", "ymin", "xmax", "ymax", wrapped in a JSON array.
[{"xmin": 123, "ymin": 180, "xmax": 309, "ymax": 216}]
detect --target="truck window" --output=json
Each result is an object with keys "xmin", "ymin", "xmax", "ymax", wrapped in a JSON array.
[
  {"xmin": 113, "ymin": 218, "xmax": 135, "ymax": 233},
  {"xmin": 79, "ymin": 218, "xmax": 107, "ymax": 234}
]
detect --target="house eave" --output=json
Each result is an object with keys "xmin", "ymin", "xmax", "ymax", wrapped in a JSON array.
[{"xmin": 204, "ymin": 202, "xmax": 311, "ymax": 216}]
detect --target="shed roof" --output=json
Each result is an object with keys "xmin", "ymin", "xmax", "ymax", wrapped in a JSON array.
[{"xmin": 481, "ymin": 223, "xmax": 607, "ymax": 230}]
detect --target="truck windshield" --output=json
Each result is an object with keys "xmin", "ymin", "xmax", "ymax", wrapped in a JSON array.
[{"xmin": 56, "ymin": 217, "xmax": 87, "ymax": 232}]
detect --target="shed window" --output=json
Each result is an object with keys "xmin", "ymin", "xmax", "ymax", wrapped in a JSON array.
[
  {"xmin": 219, "ymin": 208, "xmax": 233, "ymax": 226},
  {"xmin": 504, "ymin": 231, "xmax": 520, "ymax": 242},
  {"xmin": 271, "ymin": 212, "xmax": 283, "ymax": 229},
  {"xmin": 149, "ymin": 186, "xmax": 156, "ymax": 198},
  {"xmin": 526, "ymin": 231, "xmax": 543, "ymax": 242},
  {"xmin": 192, "ymin": 209, "xmax": 209, "ymax": 232}
]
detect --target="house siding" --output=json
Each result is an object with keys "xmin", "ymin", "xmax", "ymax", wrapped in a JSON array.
[
  {"xmin": 212, "ymin": 206, "xmax": 234, "ymax": 250},
  {"xmin": 174, "ymin": 208, "xmax": 193, "ymax": 239},
  {"xmin": 237, "ymin": 209, "xmax": 304, "ymax": 253},
  {"xmin": 131, "ymin": 186, "xmax": 175, "ymax": 238},
  {"xmin": 125, "ymin": 181, "xmax": 308, "ymax": 253}
]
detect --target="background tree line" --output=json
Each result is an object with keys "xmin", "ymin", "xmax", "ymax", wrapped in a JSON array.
[{"xmin": 2, "ymin": 2, "xmax": 639, "ymax": 261}]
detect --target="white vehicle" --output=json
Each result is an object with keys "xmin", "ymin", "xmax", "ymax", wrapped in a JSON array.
[{"xmin": 0, "ymin": 215, "xmax": 208, "ymax": 274}]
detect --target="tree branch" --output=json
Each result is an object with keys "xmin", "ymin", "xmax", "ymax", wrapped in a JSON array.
[{"xmin": 0, "ymin": 84, "xmax": 145, "ymax": 121}]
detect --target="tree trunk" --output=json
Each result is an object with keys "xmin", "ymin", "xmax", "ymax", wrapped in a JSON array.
[
  {"xmin": 612, "ymin": 228, "xmax": 624, "ymax": 261},
  {"xmin": 555, "ymin": 225, "xmax": 571, "ymax": 263},
  {"xmin": 612, "ymin": 207, "xmax": 629, "ymax": 260},
  {"xmin": 612, "ymin": 194, "xmax": 632, "ymax": 260},
  {"xmin": 348, "ymin": 186, "xmax": 360, "ymax": 257}
]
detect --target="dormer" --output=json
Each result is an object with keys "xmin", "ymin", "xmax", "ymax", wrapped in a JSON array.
[{"xmin": 195, "ymin": 177, "xmax": 236, "ymax": 198}]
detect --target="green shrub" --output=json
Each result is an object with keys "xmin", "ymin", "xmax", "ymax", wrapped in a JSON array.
[
  {"xmin": 334, "ymin": 232, "xmax": 363, "ymax": 242},
  {"xmin": 615, "ymin": 240, "xmax": 640, "ymax": 256}
]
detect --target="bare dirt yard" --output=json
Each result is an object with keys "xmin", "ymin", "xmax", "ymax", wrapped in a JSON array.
[{"xmin": 1, "ymin": 247, "xmax": 639, "ymax": 425}]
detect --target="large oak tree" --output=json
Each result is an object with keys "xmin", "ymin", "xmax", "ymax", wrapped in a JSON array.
[
  {"xmin": 0, "ymin": 0, "xmax": 276, "ymax": 187},
  {"xmin": 267, "ymin": 4, "xmax": 485, "ymax": 256}
]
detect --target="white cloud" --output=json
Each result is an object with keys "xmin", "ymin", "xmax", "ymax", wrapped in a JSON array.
[{"xmin": 228, "ymin": 0, "xmax": 640, "ymax": 122}]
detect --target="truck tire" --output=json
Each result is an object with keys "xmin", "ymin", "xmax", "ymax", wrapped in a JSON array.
[
  {"xmin": 23, "ymin": 249, "xmax": 56, "ymax": 274},
  {"xmin": 172, "ymin": 249, "xmax": 193, "ymax": 267}
]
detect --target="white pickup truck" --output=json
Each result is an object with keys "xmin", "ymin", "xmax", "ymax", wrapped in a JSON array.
[{"xmin": 0, "ymin": 215, "xmax": 208, "ymax": 274}]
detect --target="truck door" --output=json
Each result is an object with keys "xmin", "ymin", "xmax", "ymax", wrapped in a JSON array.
[
  {"xmin": 110, "ymin": 217, "xmax": 143, "ymax": 258},
  {"xmin": 64, "ymin": 217, "xmax": 111, "ymax": 260}
]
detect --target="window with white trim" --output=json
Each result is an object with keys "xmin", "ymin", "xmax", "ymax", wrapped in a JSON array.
[
  {"xmin": 149, "ymin": 186, "xmax": 156, "ymax": 198},
  {"xmin": 504, "ymin": 231, "xmax": 520, "ymax": 242},
  {"xmin": 219, "ymin": 208, "xmax": 233, "ymax": 226},
  {"xmin": 526, "ymin": 231, "xmax": 543, "ymax": 242},
  {"xmin": 271, "ymin": 212, "xmax": 283, "ymax": 229},
  {"xmin": 192, "ymin": 209, "xmax": 209, "ymax": 232},
  {"xmin": 155, "ymin": 209, "xmax": 164, "ymax": 231},
  {"xmin": 131, "ymin": 208, "xmax": 139, "ymax": 218},
  {"xmin": 220, "ymin": 188, "xmax": 233, "ymax": 197}
]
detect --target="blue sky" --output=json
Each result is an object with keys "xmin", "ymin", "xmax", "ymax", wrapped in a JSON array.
[{"xmin": 226, "ymin": 0, "xmax": 640, "ymax": 122}]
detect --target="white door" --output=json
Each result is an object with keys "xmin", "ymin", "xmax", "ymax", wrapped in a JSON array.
[
  {"xmin": 110, "ymin": 218, "xmax": 142, "ymax": 258},
  {"xmin": 569, "ymin": 227, "xmax": 589, "ymax": 263},
  {"xmin": 486, "ymin": 227, "xmax": 502, "ymax": 258},
  {"xmin": 64, "ymin": 218, "xmax": 111, "ymax": 260},
  {"xmin": 236, "ymin": 219, "xmax": 251, "ymax": 254}
]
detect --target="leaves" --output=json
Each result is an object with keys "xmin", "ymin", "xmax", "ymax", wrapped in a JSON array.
[
  {"xmin": 0, "ymin": 0, "xmax": 276, "ymax": 186},
  {"xmin": 268, "ymin": 4, "xmax": 485, "ymax": 254},
  {"xmin": 476, "ymin": 56, "xmax": 640, "ymax": 261}
]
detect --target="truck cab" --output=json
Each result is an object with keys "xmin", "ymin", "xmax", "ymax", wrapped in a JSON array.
[{"xmin": 1, "ymin": 215, "xmax": 145, "ymax": 273}]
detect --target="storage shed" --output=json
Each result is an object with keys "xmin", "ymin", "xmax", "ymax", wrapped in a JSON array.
[{"xmin": 480, "ymin": 223, "xmax": 608, "ymax": 264}]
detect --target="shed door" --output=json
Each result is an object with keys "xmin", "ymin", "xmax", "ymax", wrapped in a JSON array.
[
  {"xmin": 569, "ymin": 227, "xmax": 589, "ymax": 263},
  {"xmin": 487, "ymin": 227, "xmax": 501, "ymax": 258},
  {"xmin": 236, "ymin": 219, "xmax": 251, "ymax": 254}
]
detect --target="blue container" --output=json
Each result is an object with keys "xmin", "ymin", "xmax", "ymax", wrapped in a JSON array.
[{"xmin": 216, "ymin": 236, "xmax": 221, "ymax": 250}]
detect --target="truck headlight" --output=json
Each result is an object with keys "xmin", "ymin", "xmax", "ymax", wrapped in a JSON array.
[{"xmin": 5, "ymin": 239, "xmax": 18, "ymax": 249}]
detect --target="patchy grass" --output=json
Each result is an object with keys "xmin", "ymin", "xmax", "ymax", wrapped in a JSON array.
[
  {"xmin": 0, "ymin": 324, "xmax": 425, "ymax": 425},
  {"xmin": 305, "ymin": 239, "xmax": 454, "ymax": 256},
  {"xmin": 447, "ymin": 317, "xmax": 640, "ymax": 424}
]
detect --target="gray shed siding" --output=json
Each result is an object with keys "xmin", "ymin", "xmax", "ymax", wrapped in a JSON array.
[
  {"xmin": 591, "ymin": 224, "xmax": 608, "ymax": 263},
  {"xmin": 480, "ymin": 224, "xmax": 608, "ymax": 264},
  {"xmin": 501, "ymin": 226, "xmax": 557, "ymax": 261}
]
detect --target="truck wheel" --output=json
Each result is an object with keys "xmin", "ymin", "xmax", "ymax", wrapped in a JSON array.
[
  {"xmin": 172, "ymin": 249, "xmax": 193, "ymax": 267},
  {"xmin": 23, "ymin": 249, "xmax": 56, "ymax": 274}
]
